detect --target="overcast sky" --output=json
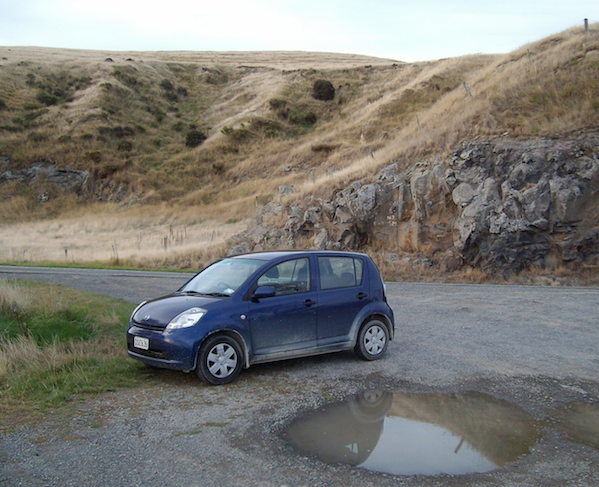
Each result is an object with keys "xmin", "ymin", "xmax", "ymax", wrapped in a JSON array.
[{"xmin": 0, "ymin": 0, "xmax": 596, "ymax": 62}]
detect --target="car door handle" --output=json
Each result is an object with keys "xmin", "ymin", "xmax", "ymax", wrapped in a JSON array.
[
  {"xmin": 356, "ymin": 292, "xmax": 368, "ymax": 300},
  {"xmin": 303, "ymin": 299, "xmax": 316, "ymax": 307}
]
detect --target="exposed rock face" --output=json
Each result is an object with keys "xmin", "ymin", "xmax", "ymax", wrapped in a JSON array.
[
  {"xmin": 0, "ymin": 161, "xmax": 89, "ymax": 194},
  {"xmin": 230, "ymin": 134, "xmax": 599, "ymax": 273},
  {"xmin": 0, "ymin": 161, "xmax": 134, "ymax": 203}
]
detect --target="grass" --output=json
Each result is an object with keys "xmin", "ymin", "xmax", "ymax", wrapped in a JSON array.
[
  {"xmin": 0, "ymin": 24, "xmax": 598, "ymax": 275},
  {"xmin": 0, "ymin": 204, "xmax": 248, "ymax": 269},
  {"xmin": 0, "ymin": 279, "xmax": 141, "ymax": 418}
]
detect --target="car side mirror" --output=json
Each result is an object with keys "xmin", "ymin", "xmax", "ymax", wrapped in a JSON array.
[{"xmin": 252, "ymin": 286, "xmax": 276, "ymax": 300}]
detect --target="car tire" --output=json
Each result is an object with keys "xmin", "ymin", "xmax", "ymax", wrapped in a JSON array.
[
  {"xmin": 197, "ymin": 334, "xmax": 243, "ymax": 385},
  {"xmin": 355, "ymin": 319, "xmax": 389, "ymax": 361}
]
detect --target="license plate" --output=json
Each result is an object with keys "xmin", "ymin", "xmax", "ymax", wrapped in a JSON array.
[{"xmin": 134, "ymin": 336, "xmax": 149, "ymax": 350}]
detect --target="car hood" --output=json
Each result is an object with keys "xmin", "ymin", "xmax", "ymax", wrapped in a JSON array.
[{"xmin": 132, "ymin": 294, "xmax": 221, "ymax": 327}]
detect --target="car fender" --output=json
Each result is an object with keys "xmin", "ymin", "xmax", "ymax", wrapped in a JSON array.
[
  {"xmin": 349, "ymin": 302, "xmax": 394, "ymax": 346},
  {"xmin": 191, "ymin": 326, "xmax": 251, "ymax": 371}
]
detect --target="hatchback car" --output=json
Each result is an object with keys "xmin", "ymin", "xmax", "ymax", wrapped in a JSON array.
[{"xmin": 127, "ymin": 251, "xmax": 394, "ymax": 384}]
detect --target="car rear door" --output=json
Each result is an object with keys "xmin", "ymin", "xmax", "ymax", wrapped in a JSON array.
[{"xmin": 316, "ymin": 255, "xmax": 370, "ymax": 347}]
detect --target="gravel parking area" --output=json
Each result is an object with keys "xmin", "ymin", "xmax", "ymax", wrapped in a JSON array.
[{"xmin": 1, "ymin": 269, "xmax": 598, "ymax": 486}]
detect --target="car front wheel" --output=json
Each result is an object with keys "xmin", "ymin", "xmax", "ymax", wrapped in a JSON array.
[
  {"xmin": 355, "ymin": 319, "xmax": 389, "ymax": 360},
  {"xmin": 197, "ymin": 334, "xmax": 243, "ymax": 385}
]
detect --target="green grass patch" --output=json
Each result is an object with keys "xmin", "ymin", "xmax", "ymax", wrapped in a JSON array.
[{"xmin": 0, "ymin": 280, "xmax": 142, "ymax": 415}]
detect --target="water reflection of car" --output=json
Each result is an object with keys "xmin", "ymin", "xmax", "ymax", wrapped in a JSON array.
[
  {"xmin": 284, "ymin": 390, "xmax": 543, "ymax": 476},
  {"xmin": 127, "ymin": 251, "xmax": 395, "ymax": 384},
  {"xmin": 284, "ymin": 390, "xmax": 393, "ymax": 466}
]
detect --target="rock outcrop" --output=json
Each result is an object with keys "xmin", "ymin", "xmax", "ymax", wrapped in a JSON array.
[
  {"xmin": 0, "ymin": 160, "xmax": 89, "ymax": 194},
  {"xmin": 0, "ymin": 160, "xmax": 133, "ymax": 203},
  {"xmin": 230, "ymin": 133, "xmax": 599, "ymax": 273}
]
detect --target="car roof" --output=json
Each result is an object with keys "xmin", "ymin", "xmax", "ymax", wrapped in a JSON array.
[{"xmin": 229, "ymin": 250, "xmax": 367, "ymax": 262}]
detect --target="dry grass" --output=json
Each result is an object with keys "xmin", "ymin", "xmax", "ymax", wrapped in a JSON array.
[
  {"xmin": 0, "ymin": 334, "xmax": 121, "ymax": 378},
  {"xmin": 1, "ymin": 24, "xmax": 598, "ymax": 269},
  {"xmin": 0, "ymin": 204, "xmax": 248, "ymax": 267}
]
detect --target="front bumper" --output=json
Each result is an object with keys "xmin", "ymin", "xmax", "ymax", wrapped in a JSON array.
[{"xmin": 127, "ymin": 326, "xmax": 197, "ymax": 371}]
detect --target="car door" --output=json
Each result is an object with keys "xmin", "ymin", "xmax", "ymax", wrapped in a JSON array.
[
  {"xmin": 316, "ymin": 255, "xmax": 370, "ymax": 347},
  {"xmin": 248, "ymin": 257, "xmax": 318, "ymax": 358}
]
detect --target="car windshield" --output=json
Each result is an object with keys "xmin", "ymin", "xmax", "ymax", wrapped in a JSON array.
[{"xmin": 180, "ymin": 258, "xmax": 265, "ymax": 296}]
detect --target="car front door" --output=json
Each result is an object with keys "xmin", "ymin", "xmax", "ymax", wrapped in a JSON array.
[{"xmin": 248, "ymin": 257, "xmax": 318, "ymax": 358}]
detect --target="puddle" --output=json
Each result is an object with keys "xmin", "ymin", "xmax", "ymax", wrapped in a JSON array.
[
  {"xmin": 283, "ymin": 390, "xmax": 546, "ymax": 476},
  {"xmin": 549, "ymin": 401, "xmax": 599, "ymax": 449}
]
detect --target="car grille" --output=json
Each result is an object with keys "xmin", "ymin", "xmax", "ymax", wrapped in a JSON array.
[
  {"xmin": 132, "ymin": 320, "xmax": 167, "ymax": 332},
  {"xmin": 128, "ymin": 344, "xmax": 169, "ymax": 360}
]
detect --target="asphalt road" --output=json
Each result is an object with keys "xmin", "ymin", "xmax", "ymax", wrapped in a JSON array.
[
  {"xmin": 1, "ymin": 266, "xmax": 598, "ymax": 486},
  {"xmin": 0, "ymin": 266, "xmax": 192, "ymax": 304}
]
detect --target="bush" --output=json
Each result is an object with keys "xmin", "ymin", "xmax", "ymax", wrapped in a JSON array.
[
  {"xmin": 186, "ymin": 130, "xmax": 207, "ymax": 148},
  {"xmin": 312, "ymin": 79, "xmax": 335, "ymax": 101},
  {"xmin": 160, "ymin": 79, "xmax": 174, "ymax": 91},
  {"xmin": 117, "ymin": 140, "xmax": 133, "ymax": 152},
  {"xmin": 86, "ymin": 151, "xmax": 102, "ymax": 163},
  {"xmin": 0, "ymin": 99, "xmax": 6, "ymax": 110},
  {"xmin": 37, "ymin": 91, "xmax": 58, "ymax": 106}
]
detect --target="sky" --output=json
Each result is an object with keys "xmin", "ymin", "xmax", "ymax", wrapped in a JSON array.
[{"xmin": 0, "ymin": 0, "xmax": 597, "ymax": 62}]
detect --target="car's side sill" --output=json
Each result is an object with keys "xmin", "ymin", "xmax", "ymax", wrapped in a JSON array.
[{"xmin": 250, "ymin": 344, "xmax": 352, "ymax": 365}]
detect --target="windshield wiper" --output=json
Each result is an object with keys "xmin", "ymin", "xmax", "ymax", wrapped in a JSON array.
[
  {"xmin": 201, "ymin": 292, "xmax": 231, "ymax": 298},
  {"xmin": 179, "ymin": 290, "xmax": 230, "ymax": 298}
]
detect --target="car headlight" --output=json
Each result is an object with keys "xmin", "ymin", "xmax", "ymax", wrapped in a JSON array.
[{"xmin": 165, "ymin": 307, "xmax": 206, "ymax": 331}]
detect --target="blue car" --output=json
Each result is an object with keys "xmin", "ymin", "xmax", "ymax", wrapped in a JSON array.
[{"xmin": 127, "ymin": 251, "xmax": 395, "ymax": 384}]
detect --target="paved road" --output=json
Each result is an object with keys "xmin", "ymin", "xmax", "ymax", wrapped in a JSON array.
[
  {"xmin": 0, "ymin": 265, "xmax": 192, "ymax": 304},
  {"xmin": 1, "ymin": 266, "xmax": 598, "ymax": 486}
]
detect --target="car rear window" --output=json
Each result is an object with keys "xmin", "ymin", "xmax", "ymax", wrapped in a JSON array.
[{"xmin": 318, "ymin": 256, "xmax": 364, "ymax": 290}]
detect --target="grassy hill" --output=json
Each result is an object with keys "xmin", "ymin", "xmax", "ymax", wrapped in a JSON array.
[{"xmin": 0, "ymin": 24, "xmax": 598, "ymax": 272}]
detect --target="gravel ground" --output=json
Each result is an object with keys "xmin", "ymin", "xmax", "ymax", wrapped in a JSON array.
[{"xmin": 1, "ymin": 267, "xmax": 598, "ymax": 486}]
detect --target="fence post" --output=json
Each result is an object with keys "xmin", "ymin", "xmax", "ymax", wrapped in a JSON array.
[
  {"xmin": 585, "ymin": 18, "xmax": 589, "ymax": 34},
  {"xmin": 463, "ymin": 81, "xmax": 472, "ymax": 98}
]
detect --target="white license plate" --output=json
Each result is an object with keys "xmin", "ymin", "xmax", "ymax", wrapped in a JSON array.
[{"xmin": 134, "ymin": 336, "xmax": 149, "ymax": 350}]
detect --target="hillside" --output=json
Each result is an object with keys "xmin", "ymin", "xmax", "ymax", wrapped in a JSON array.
[{"xmin": 1, "ymin": 24, "xmax": 598, "ymax": 282}]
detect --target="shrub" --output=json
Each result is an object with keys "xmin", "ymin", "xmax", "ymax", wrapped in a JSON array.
[
  {"xmin": 28, "ymin": 132, "xmax": 48, "ymax": 142},
  {"xmin": 160, "ymin": 79, "xmax": 174, "ymax": 91},
  {"xmin": 312, "ymin": 79, "xmax": 335, "ymax": 101},
  {"xmin": 289, "ymin": 108, "xmax": 317, "ymax": 126},
  {"xmin": 0, "ymin": 99, "xmax": 6, "ymax": 110},
  {"xmin": 185, "ymin": 130, "xmax": 207, "ymax": 148},
  {"xmin": 268, "ymin": 98, "xmax": 287, "ymax": 110},
  {"xmin": 106, "ymin": 126, "xmax": 135, "ymax": 138},
  {"xmin": 86, "ymin": 151, "xmax": 102, "ymax": 163},
  {"xmin": 163, "ymin": 91, "xmax": 179, "ymax": 103},
  {"xmin": 37, "ymin": 91, "xmax": 58, "ymax": 106},
  {"xmin": 117, "ymin": 140, "xmax": 133, "ymax": 152}
]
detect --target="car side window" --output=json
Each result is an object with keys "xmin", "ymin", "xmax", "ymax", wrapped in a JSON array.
[
  {"xmin": 318, "ymin": 256, "xmax": 364, "ymax": 290},
  {"xmin": 256, "ymin": 258, "xmax": 311, "ymax": 296}
]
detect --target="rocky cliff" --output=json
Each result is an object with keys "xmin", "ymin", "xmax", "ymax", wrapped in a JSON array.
[{"xmin": 230, "ymin": 132, "xmax": 599, "ymax": 274}]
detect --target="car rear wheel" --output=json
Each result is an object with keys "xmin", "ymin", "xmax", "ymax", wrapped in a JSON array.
[
  {"xmin": 355, "ymin": 319, "xmax": 389, "ymax": 360},
  {"xmin": 197, "ymin": 334, "xmax": 243, "ymax": 385}
]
